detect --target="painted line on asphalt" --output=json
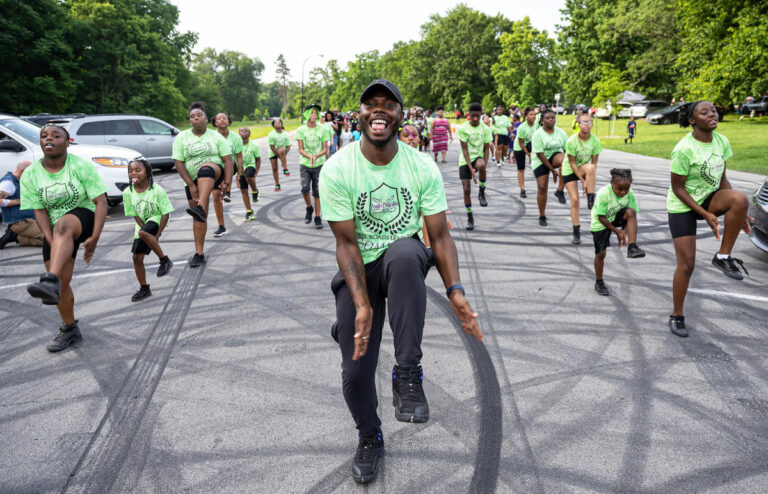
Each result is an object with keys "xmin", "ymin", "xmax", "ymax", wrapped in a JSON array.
[{"xmin": 688, "ymin": 288, "xmax": 768, "ymax": 303}]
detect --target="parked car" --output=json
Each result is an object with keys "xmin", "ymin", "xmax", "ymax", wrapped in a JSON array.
[
  {"xmin": 0, "ymin": 114, "xmax": 133, "ymax": 206},
  {"xmin": 567, "ymin": 104, "xmax": 588, "ymax": 114},
  {"xmin": 22, "ymin": 113, "xmax": 88, "ymax": 126},
  {"xmin": 647, "ymin": 102, "xmax": 725, "ymax": 125},
  {"xmin": 551, "ymin": 103, "xmax": 566, "ymax": 114},
  {"xmin": 740, "ymin": 96, "xmax": 768, "ymax": 116},
  {"xmin": 629, "ymin": 100, "xmax": 669, "ymax": 118},
  {"xmin": 55, "ymin": 114, "xmax": 180, "ymax": 170},
  {"xmin": 748, "ymin": 177, "xmax": 768, "ymax": 253},
  {"xmin": 596, "ymin": 103, "xmax": 631, "ymax": 119}
]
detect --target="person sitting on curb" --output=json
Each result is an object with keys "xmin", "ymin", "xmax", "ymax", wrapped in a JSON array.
[{"xmin": 0, "ymin": 161, "xmax": 44, "ymax": 249}]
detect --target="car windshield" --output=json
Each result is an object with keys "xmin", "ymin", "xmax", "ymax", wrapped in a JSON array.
[{"xmin": 0, "ymin": 118, "xmax": 42, "ymax": 143}]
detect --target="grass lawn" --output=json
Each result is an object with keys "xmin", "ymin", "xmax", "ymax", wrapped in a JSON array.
[
  {"xmin": 556, "ymin": 115, "xmax": 768, "ymax": 175},
  {"xmin": 176, "ymin": 118, "xmax": 302, "ymax": 139}
]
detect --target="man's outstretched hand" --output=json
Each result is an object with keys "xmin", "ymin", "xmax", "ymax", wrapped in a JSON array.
[{"xmin": 449, "ymin": 292, "xmax": 483, "ymax": 341}]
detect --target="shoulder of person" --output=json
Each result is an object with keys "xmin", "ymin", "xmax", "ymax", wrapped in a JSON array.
[
  {"xmin": 713, "ymin": 131, "xmax": 730, "ymax": 146},
  {"xmin": 673, "ymin": 132, "xmax": 695, "ymax": 152}
]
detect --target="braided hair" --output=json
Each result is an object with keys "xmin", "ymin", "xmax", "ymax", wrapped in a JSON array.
[
  {"xmin": 610, "ymin": 168, "xmax": 632, "ymax": 183},
  {"xmin": 129, "ymin": 157, "xmax": 154, "ymax": 190},
  {"xmin": 678, "ymin": 100, "xmax": 706, "ymax": 128}
]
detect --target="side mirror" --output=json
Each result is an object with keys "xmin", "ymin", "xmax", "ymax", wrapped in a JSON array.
[
  {"xmin": 171, "ymin": 128, "xmax": 179, "ymax": 136},
  {"xmin": 0, "ymin": 139, "xmax": 25, "ymax": 152}
]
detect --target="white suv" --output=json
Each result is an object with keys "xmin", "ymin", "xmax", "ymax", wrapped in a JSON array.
[{"xmin": 0, "ymin": 115, "xmax": 136, "ymax": 206}]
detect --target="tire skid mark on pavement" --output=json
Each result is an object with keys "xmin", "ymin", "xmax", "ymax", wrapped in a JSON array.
[{"xmin": 61, "ymin": 261, "xmax": 205, "ymax": 493}]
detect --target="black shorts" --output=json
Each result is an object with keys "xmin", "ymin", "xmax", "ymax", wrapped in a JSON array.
[
  {"xmin": 300, "ymin": 165, "xmax": 322, "ymax": 197},
  {"xmin": 495, "ymin": 134, "xmax": 510, "ymax": 146},
  {"xmin": 131, "ymin": 221, "xmax": 159, "ymax": 255},
  {"xmin": 668, "ymin": 192, "xmax": 716, "ymax": 239},
  {"xmin": 592, "ymin": 209, "xmax": 629, "ymax": 254},
  {"xmin": 185, "ymin": 171, "xmax": 225, "ymax": 201},
  {"xmin": 42, "ymin": 207, "xmax": 95, "ymax": 262},
  {"xmin": 513, "ymin": 150, "xmax": 527, "ymax": 170},
  {"xmin": 459, "ymin": 159, "xmax": 480, "ymax": 180},
  {"xmin": 562, "ymin": 172, "xmax": 580, "ymax": 184},
  {"xmin": 532, "ymin": 152, "xmax": 563, "ymax": 178}
]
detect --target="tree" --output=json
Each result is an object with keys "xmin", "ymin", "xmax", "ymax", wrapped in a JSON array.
[
  {"xmin": 189, "ymin": 48, "xmax": 264, "ymax": 120},
  {"xmin": 331, "ymin": 52, "xmax": 381, "ymax": 110},
  {"xmin": 275, "ymin": 53, "xmax": 291, "ymax": 112},
  {"xmin": 592, "ymin": 63, "xmax": 628, "ymax": 135}
]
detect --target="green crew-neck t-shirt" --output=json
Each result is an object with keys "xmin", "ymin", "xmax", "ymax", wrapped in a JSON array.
[
  {"xmin": 513, "ymin": 122, "xmax": 537, "ymax": 151},
  {"xmin": 122, "ymin": 184, "xmax": 174, "ymax": 239},
  {"xmin": 222, "ymin": 131, "xmax": 244, "ymax": 168},
  {"xmin": 458, "ymin": 122, "xmax": 492, "ymax": 167},
  {"xmin": 242, "ymin": 141, "xmax": 260, "ymax": 169},
  {"xmin": 268, "ymin": 129, "xmax": 291, "ymax": 158},
  {"xmin": 564, "ymin": 133, "xmax": 602, "ymax": 176},
  {"xmin": 491, "ymin": 115, "xmax": 511, "ymax": 135},
  {"xmin": 530, "ymin": 127, "xmax": 569, "ymax": 171},
  {"xmin": 666, "ymin": 131, "xmax": 732, "ymax": 213},
  {"xmin": 20, "ymin": 154, "xmax": 108, "ymax": 226},
  {"xmin": 296, "ymin": 124, "xmax": 327, "ymax": 168},
  {"xmin": 591, "ymin": 184, "xmax": 639, "ymax": 231},
  {"xmin": 172, "ymin": 128, "xmax": 232, "ymax": 180},
  {"xmin": 319, "ymin": 141, "xmax": 448, "ymax": 264}
]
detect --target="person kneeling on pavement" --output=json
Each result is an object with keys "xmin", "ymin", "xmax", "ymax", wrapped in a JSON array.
[
  {"xmin": 320, "ymin": 79, "xmax": 484, "ymax": 485},
  {"xmin": 0, "ymin": 161, "xmax": 44, "ymax": 249}
]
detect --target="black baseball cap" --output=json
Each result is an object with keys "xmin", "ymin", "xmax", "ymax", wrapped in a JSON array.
[{"xmin": 360, "ymin": 79, "xmax": 403, "ymax": 108}]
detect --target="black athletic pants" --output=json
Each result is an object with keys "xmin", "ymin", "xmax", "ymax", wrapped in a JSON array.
[{"xmin": 330, "ymin": 237, "xmax": 433, "ymax": 437}]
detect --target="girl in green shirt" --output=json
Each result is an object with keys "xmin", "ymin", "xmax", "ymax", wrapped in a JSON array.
[
  {"xmin": 513, "ymin": 108, "xmax": 537, "ymax": 198},
  {"xmin": 21, "ymin": 123, "xmax": 108, "ymax": 352},
  {"xmin": 211, "ymin": 113, "xmax": 243, "ymax": 237},
  {"xmin": 563, "ymin": 113, "xmax": 602, "ymax": 244},
  {"xmin": 268, "ymin": 118, "xmax": 292, "ymax": 191},
  {"xmin": 238, "ymin": 127, "xmax": 261, "ymax": 222},
  {"xmin": 667, "ymin": 101, "xmax": 751, "ymax": 338}
]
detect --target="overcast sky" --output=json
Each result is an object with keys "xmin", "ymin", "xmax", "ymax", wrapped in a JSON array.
[{"xmin": 170, "ymin": 0, "xmax": 567, "ymax": 83}]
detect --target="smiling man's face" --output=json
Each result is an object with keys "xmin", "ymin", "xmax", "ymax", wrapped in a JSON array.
[{"xmin": 359, "ymin": 89, "xmax": 401, "ymax": 148}]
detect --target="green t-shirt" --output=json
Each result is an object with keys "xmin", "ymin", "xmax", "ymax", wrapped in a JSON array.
[
  {"xmin": 242, "ymin": 141, "xmax": 260, "ymax": 169},
  {"xmin": 322, "ymin": 123, "xmax": 335, "ymax": 142},
  {"xmin": 591, "ymin": 184, "xmax": 639, "ymax": 231},
  {"xmin": 512, "ymin": 122, "xmax": 536, "ymax": 151},
  {"xmin": 20, "ymin": 154, "xmax": 107, "ymax": 226},
  {"xmin": 223, "ymin": 131, "xmax": 244, "ymax": 167},
  {"xmin": 491, "ymin": 115, "xmax": 511, "ymax": 135},
  {"xmin": 268, "ymin": 129, "xmax": 291, "ymax": 158},
  {"xmin": 171, "ymin": 128, "xmax": 231, "ymax": 180},
  {"xmin": 296, "ymin": 124, "xmax": 327, "ymax": 168},
  {"xmin": 530, "ymin": 127, "xmax": 569, "ymax": 171},
  {"xmin": 458, "ymin": 122, "xmax": 492, "ymax": 167},
  {"xmin": 666, "ymin": 131, "xmax": 732, "ymax": 213},
  {"xmin": 319, "ymin": 141, "xmax": 448, "ymax": 264},
  {"xmin": 563, "ymin": 133, "xmax": 602, "ymax": 176},
  {"xmin": 122, "ymin": 184, "xmax": 174, "ymax": 239}
]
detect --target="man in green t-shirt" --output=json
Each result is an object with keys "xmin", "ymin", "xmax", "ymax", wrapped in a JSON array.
[
  {"xmin": 319, "ymin": 79, "xmax": 483, "ymax": 485},
  {"xmin": 296, "ymin": 104, "xmax": 328, "ymax": 228},
  {"xmin": 458, "ymin": 102, "xmax": 492, "ymax": 230}
]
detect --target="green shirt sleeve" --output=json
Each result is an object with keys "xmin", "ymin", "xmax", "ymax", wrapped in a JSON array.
[
  {"xmin": 594, "ymin": 136, "xmax": 603, "ymax": 155},
  {"xmin": 19, "ymin": 169, "xmax": 42, "ymax": 210},
  {"xmin": 593, "ymin": 188, "xmax": 610, "ymax": 218},
  {"xmin": 318, "ymin": 165, "xmax": 354, "ymax": 222},
  {"xmin": 484, "ymin": 126, "xmax": 493, "ymax": 143},
  {"xmin": 157, "ymin": 186, "xmax": 174, "ymax": 216},
  {"xmin": 217, "ymin": 133, "xmax": 232, "ymax": 158},
  {"xmin": 532, "ymin": 131, "xmax": 544, "ymax": 154},
  {"xmin": 670, "ymin": 146, "xmax": 690, "ymax": 176},
  {"xmin": 172, "ymin": 133, "xmax": 185, "ymax": 161},
  {"xmin": 123, "ymin": 189, "xmax": 135, "ymax": 216},
  {"xmin": 628, "ymin": 189, "xmax": 638, "ymax": 213},
  {"xmin": 458, "ymin": 125, "xmax": 469, "ymax": 143},
  {"xmin": 419, "ymin": 163, "xmax": 448, "ymax": 216}
]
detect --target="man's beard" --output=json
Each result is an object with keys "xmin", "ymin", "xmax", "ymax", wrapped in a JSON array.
[{"xmin": 362, "ymin": 119, "xmax": 401, "ymax": 149}]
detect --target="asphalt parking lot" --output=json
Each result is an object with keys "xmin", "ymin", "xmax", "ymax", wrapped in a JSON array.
[{"xmin": 1, "ymin": 138, "xmax": 767, "ymax": 493}]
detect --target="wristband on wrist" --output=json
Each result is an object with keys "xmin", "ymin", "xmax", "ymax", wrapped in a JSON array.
[
  {"xmin": 1, "ymin": 199, "xmax": 9, "ymax": 207},
  {"xmin": 446, "ymin": 283, "xmax": 465, "ymax": 298}
]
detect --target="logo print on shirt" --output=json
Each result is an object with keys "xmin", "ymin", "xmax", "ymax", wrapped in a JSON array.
[
  {"xmin": 700, "ymin": 152, "xmax": 725, "ymax": 188},
  {"xmin": 134, "ymin": 199, "xmax": 156, "ymax": 218},
  {"xmin": 303, "ymin": 132, "xmax": 321, "ymax": 155},
  {"xmin": 356, "ymin": 183, "xmax": 414, "ymax": 235}
]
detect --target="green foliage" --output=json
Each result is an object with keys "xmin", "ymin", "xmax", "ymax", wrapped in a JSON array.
[
  {"xmin": 190, "ymin": 48, "xmax": 263, "ymax": 120},
  {"xmin": 592, "ymin": 63, "xmax": 628, "ymax": 112}
]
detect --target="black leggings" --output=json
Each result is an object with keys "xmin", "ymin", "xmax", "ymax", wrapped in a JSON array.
[{"xmin": 330, "ymin": 238, "xmax": 433, "ymax": 437}]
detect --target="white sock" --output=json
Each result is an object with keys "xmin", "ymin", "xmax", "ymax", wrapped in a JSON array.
[{"xmin": 716, "ymin": 253, "xmax": 730, "ymax": 260}]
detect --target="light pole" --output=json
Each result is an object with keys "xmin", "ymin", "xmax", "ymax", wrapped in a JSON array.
[{"xmin": 301, "ymin": 54, "xmax": 323, "ymax": 120}]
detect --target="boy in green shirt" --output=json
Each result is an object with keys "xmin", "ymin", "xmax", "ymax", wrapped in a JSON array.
[
  {"xmin": 238, "ymin": 127, "xmax": 261, "ymax": 222},
  {"xmin": 458, "ymin": 102, "xmax": 492, "ymax": 230},
  {"xmin": 267, "ymin": 118, "xmax": 291, "ymax": 190},
  {"xmin": 296, "ymin": 104, "xmax": 328, "ymax": 228},
  {"xmin": 591, "ymin": 168, "xmax": 645, "ymax": 296}
]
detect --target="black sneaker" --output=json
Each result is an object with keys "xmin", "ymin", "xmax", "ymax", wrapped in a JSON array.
[
  {"xmin": 587, "ymin": 193, "xmax": 596, "ymax": 210},
  {"xmin": 131, "ymin": 285, "xmax": 152, "ymax": 302},
  {"xmin": 251, "ymin": 190, "xmax": 259, "ymax": 203},
  {"xmin": 213, "ymin": 226, "xmax": 227, "ymax": 237},
  {"xmin": 314, "ymin": 216, "xmax": 323, "ymax": 229},
  {"xmin": 352, "ymin": 431, "xmax": 384, "ymax": 484},
  {"xmin": 305, "ymin": 206, "xmax": 314, "ymax": 224},
  {"xmin": 669, "ymin": 315, "xmax": 688, "ymax": 337},
  {"xmin": 244, "ymin": 210, "xmax": 255, "ymax": 222},
  {"xmin": 392, "ymin": 364, "xmax": 429, "ymax": 423},
  {"xmin": 554, "ymin": 189, "xmax": 566, "ymax": 204},
  {"xmin": 47, "ymin": 321, "xmax": 82, "ymax": 352},
  {"xmin": 520, "ymin": 189, "xmax": 527, "ymax": 198},
  {"xmin": 711, "ymin": 254, "xmax": 747, "ymax": 280},
  {"xmin": 572, "ymin": 232, "xmax": 581, "ymax": 244},
  {"xmin": 27, "ymin": 272, "xmax": 61, "ymax": 305},
  {"xmin": 157, "ymin": 256, "xmax": 173, "ymax": 277},
  {"xmin": 0, "ymin": 227, "xmax": 17, "ymax": 249},
  {"xmin": 478, "ymin": 187, "xmax": 488, "ymax": 207},
  {"xmin": 595, "ymin": 280, "xmax": 609, "ymax": 296},
  {"xmin": 189, "ymin": 253, "xmax": 205, "ymax": 268},
  {"xmin": 627, "ymin": 244, "xmax": 646, "ymax": 258},
  {"xmin": 466, "ymin": 212, "xmax": 474, "ymax": 231},
  {"xmin": 539, "ymin": 216, "xmax": 547, "ymax": 227},
  {"xmin": 186, "ymin": 205, "xmax": 207, "ymax": 222},
  {"xmin": 223, "ymin": 192, "xmax": 231, "ymax": 203}
]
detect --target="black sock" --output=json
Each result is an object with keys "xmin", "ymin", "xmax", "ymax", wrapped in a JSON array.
[
  {"xmin": 596, "ymin": 279, "xmax": 603, "ymax": 284},
  {"xmin": 141, "ymin": 284, "xmax": 150, "ymax": 290},
  {"xmin": 573, "ymin": 225, "xmax": 580, "ymax": 234},
  {"xmin": 629, "ymin": 243, "xmax": 637, "ymax": 248},
  {"xmin": 160, "ymin": 255, "xmax": 168, "ymax": 262}
]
